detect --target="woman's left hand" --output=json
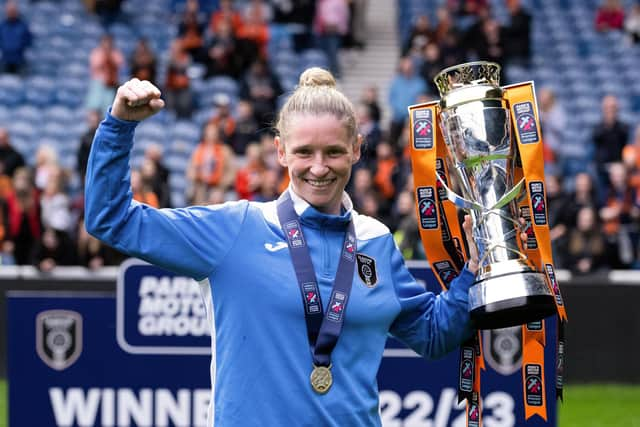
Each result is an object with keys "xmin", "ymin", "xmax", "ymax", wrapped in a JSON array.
[{"xmin": 462, "ymin": 215, "xmax": 479, "ymax": 274}]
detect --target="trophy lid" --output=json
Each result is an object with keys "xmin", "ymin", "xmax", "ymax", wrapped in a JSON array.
[{"xmin": 434, "ymin": 61, "xmax": 502, "ymax": 98}]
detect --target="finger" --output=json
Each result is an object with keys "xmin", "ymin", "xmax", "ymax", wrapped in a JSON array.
[
  {"xmin": 125, "ymin": 81, "xmax": 152, "ymax": 107},
  {"xmin": 141, "ymin": 79, "xmax": 161, "ymax": 98},
  {"xmin": 149, "ymin": 98, "xmax": 165, "ymax": 112}
]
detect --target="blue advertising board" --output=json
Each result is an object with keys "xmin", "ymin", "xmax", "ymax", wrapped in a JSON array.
[{"xmin": 7, "ymin": 261, "xmax": 557, "ymax": 426}]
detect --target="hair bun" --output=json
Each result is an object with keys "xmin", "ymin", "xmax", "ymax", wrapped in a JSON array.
[{"xmin": 298, "ymin": 67, "xmax": 336, "ymax": 88}]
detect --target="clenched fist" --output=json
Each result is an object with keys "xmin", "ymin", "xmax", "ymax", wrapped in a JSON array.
[{"xmin": 111, "ymin": 78, "xmax": 165, "ymax": 122}]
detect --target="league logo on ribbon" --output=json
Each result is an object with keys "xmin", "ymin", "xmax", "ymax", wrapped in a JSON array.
[
  {"xmin": 525, "ymin": 364, "xmax": 544, "ymax": 406},
  {"xmin": 416, "ymin": 187, "xmax": 438, "ymax": 230},
  {"xmin": 529, "ymin": 182, "xmax": 547, "ymax": 226},
  {"xmin": 327, "ymin": 291, "xmax": 347, "ymax": 322},
  {"xmin": 285, "ymin": 221, "xmax": 305, "ymax": 248},
  {"xmin": 412, "ymin": 109, "xmax": 433, "ymax": 149},
  {"xmin": 514, "ymin": 102, "xmax": 540, "ymax": 144},
  {"xmin": 36, "ymin": 310, "xmax": 83, "ymax": 371},
  {"xmin": 303, "ymin": 282, "xmax": 321, "ymax": 314},
  {"xmin": 459, "ymin": 347, "xmax": 474, "ymax": 393}
]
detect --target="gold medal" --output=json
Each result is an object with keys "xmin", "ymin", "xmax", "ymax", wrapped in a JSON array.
[{"xmin": 310, "ymin": 365, "xmax": 333, "ymax": 394}]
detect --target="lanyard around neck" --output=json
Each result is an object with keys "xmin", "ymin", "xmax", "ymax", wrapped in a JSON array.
[{"xmin": 276, "ymin": 191, "xmax": 356, "ymax": 368}]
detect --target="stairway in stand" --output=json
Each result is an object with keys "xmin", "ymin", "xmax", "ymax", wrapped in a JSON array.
[{"xmin": 339, "ymin": 1, "xmax": 400, "ymax": 128}]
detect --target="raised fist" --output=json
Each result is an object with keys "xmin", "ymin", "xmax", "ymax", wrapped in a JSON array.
[{"xmin": 111, "ymin": 78, "xmax": 165, "ymax": 122}]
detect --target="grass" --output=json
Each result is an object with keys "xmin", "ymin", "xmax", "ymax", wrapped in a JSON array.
[
  {"xmin": 0, "ymin": 380, "xmax": 637, "ymax": 426},
  {"xmin": 559, "ymin": 384, "xmax": 640, "ymax": 426},
  {"xmin": 0, "ymin": 378, "xmax": 5, "ymax": 427}
]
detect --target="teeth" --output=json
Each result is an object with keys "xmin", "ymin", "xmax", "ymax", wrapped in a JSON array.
[{"xmin": 306, "ymin": 179, "xmax": 333, "ymax": 187}]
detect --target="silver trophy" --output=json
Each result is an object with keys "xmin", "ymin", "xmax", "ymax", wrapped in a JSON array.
[{"xmin": 433, "ymin": 62, "xmax": 556, "ymax": 330}]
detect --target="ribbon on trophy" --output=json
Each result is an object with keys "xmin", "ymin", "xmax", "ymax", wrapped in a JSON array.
[
  {"xmin": 504, "ymin": 82, "xmax": 568, "ymax": 415},
  {"xmin": 408, "ymin": 101, "xmax": 485, "ymax": 423},
  {"xmin": 408, "ymin": 63, "xmax": 568, "ymax": 425}
]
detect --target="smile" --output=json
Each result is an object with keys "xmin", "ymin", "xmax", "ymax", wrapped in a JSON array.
[{"xmin": 304, "ymin": 178, "xmax": 336, "ymax": 187}]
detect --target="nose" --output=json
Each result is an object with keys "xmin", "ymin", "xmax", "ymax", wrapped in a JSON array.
[{"xmin": 309, "ymin": 154, "xmax": 329, "ymax": 176}]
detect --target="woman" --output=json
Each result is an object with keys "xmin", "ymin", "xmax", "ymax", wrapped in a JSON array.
[{"xmin": 84, "ymin": 69, "xmax": 478, "ymax": 426}]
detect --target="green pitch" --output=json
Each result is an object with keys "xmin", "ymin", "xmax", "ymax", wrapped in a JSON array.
[
  {"xmin": 558, "ymin": 384, "xmax": 640, "ymax": 427},
  {"xmin": 0, "ymin": 379, "xmax": 5, "ymax": 427},
  {"xmin": 0, "ymin": 380, "xmax": 638, "ymax": 426}
]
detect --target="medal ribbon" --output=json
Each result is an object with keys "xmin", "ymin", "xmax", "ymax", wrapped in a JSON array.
[{"xmin": 276, "ymin": 191, "xmax": 356, "ymax": 368}]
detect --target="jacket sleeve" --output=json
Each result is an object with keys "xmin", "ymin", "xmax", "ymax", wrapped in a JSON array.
[
  {"xmin": 84, "ymin": 112, "xmax": 248, "ymax": 280},
  {"xmin": 388, "ymin": 240, "xmax": 474, "ymax": 359}
]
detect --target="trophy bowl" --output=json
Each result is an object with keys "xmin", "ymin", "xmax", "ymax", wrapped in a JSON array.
[{"xmin": 433, "ymin": 62, "xmax": 557, "ymax": 330}]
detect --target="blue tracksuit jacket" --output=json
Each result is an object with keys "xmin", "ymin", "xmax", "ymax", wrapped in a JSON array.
[{"xmin": 85, "ymin": 113, "xmax": 475, "ymax": 426}]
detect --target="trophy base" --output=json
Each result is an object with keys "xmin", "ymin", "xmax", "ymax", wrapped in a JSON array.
[{"xmin": 468, "ymin": 268, "xmax": 557, "ymax": 330}]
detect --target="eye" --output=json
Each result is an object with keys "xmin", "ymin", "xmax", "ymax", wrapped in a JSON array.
[
  {"xmin": 295, "ymin": 148, "xmax": 312, "ymax": 157},
  {"xmin": 327, "ymin": 147, "xmax": 347, "ymax": 157}
]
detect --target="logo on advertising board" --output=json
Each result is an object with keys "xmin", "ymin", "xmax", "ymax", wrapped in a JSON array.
[
  {"xmin": 483, "ymin": 325, "xmax": 523, "ymax": 376},
  {"xmin": 117, "ymin": 259, "xmax": 211, "ymax": 355},
  {"xmin": 412, "ymin": 109, "xmax": 434, "ymax": 149},
  {"xmin": 514, "ymin": 102, "xmax": 540, "ymax": 144},
  {"xmin": 36, "ymin": 310, "xmax": 82, "ymax": 370}
]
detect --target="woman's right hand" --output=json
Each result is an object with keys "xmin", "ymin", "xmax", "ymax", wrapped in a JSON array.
[{"xmin": 111, "ymin": 78, "xmax": 165, "ymax": 122}]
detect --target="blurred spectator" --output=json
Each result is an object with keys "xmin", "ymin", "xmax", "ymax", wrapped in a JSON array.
[
  {"xmin": 176, "ymin": 0, "xmax": 207, "ymax": 61},
  {"xmin": 207, "ymin": 93, "xmax": 236, "ymax": 143},
  {"xmin": 143, "ymin": 144, "xmax": 171, "ymax": 208},
  {"xmin": 86, "ymin": 34, "xmax": 125, "ymax": 114},
  {"xmin": 600, "ymin": 162, "xmax": 637, "ymax": 268},
  {"xmin": 402, "ymin": 14, "xmax": 434, "ymax": 56},
  {"xmin": 476, "ymin": 17, "xmax": 504, "ymax": 68},
  {"xmin": 344, "ymin": 0, "xmax": 367, "ymax": 50},
  {"xmin": 40, "ymin": 166, "xmax": 73, "ymax": 235},
  {"xmin": 31, "ymin": 227, "xmax": 78, "ymax": 272},
  {"xmin": 356, "ymin": 101, "xmax": 382, "ymax": 168},
  {"xmin": 449, "ymin": 0, "xmax": 489, "ymax": 17},
  {"xmin": 77, "ymin": 218, "xmax": 126, "ymax": 269},
  {"xmin": 546, "ymin": 174, "xmax": 572, "ymax": 268},
  {"xmin": 566, "ymin": 206, "xmax": 607, "ymax": 274},
  {"xmin": 420, "ymin": 42, "xmax": 445, "ymax": 95},
  {"xmin": 34, "ymin": 145, "xmax": 59, "ymax": 192},
  {"xmin": 209, "ymin": 0, "xmax": 244, "ymax": 36},
  {"xmin": 392, "ymin": 190, "xmax": 425, "ymax": 260},
  {"xmin": 388, "ymin": 56, "xmax": 426, "ymax": 147},
  {"xmin": 461, "ymin": 4, "xmax": 491, "ymax": 59},
  {"xmin": 625, "ymin": 3, "xmax": 640, "ymax": 44},
  {"xmin": 623, "ymin": 124, "xmax": 640, "ymax": 191},
  {"xmin": 360, "ymin": 84, "xmax": 381, "ymax": 124},
  {"xmin": 131, "ymin": 168, "xmax": 160, "ymax": 207},
  {"xmin": 592, "ymin": 94, "xmax": 629, "ymax": 194},
  {"xmin": 0, "ymin": 127, "xmax": 25, "ymax": 178},
  {"xmin": 313, "ymin": 0, "xmax": 350, "ymax": 78},
  {"xmin": 372, "ymin": 141, "xmax": 398, "ymax": 204},
  {"xmin": 235, "ymin": 142, "xmax": 266, "ymax": 200},
  {"xmin": 77, "ymin": 110, "xmax": 102, "ymax": 184},
  {"xmin": 271, "ymin": 0, "xmax": 316, "ymax": 51},
  {"xmin": 0, "ymin": 1, "xmax": 32, "ymax": 74},
  {"xmin": 565, "ymin": 172, "xmax": 599, "ymax": 227},
  {"xmin": 350, "ymin": 167, "xmax": 375, "ymax": 211},
  {"xmin": 3, "ymin": 167, "xmax": 41, "ymax": 265},
  {"xmin": 130, "ymin": 38, "xmax": 158, "ymax": 84},
  {"xmin": 502, "ymin": 0, "xmax": 531, "ymax": 67},
  {"xmin": 595, "ymin": 0, "xmax": 625, "ymax": 32},
  {"xmin": 252, "ymin": 167, "xmax": 280, "ymax": 202},
  {"xmin": 231, "ymin": 99, "xmax": 259, "ymax": 155},
  {"xmin": 242, "ymin": 0, "xmax": 273, "ymax": 23},
  {"xmin": 187, "ymin": 122, "xmax": 236, "ymax": 204},
  {"xmin": 433, "ymin": 6, "xmax": 456, "ymax": 45},
  {"xmin": 538, "ymin": 87, "xmax": 567, "ymax": 172},
  {"xmin": 204, "ymin": 18, "xmax": 244, "ymax": 78},
  {"xmin": 240, "ymin": 58, "xmax": 283, "ymax": 127},
  {"xmin": 236, "ymin": 0, "xmax": 270, "ymax": 60},
  {"xmin": 164, "ymin": 40, "xmax": 194, "ymax": 119}
]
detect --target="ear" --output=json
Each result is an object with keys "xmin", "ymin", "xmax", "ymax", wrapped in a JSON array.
[
  {"xmin": 352, "ymin": 133, "xmax": 363, "ymax": 164},
  {"xmin": 274, "ymin": 136, "xmax": 288, "ymax": 168}
]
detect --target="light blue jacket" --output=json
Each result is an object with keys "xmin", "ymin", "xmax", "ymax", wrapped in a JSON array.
[{"xmin": 85, "ymin": 113, "xmax": 474, "ymax": 427}]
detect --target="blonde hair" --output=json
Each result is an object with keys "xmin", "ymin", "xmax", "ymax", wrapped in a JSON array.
[{"xmin": 276, "ymin": 67, "xmax": 357, "ymax": 143}]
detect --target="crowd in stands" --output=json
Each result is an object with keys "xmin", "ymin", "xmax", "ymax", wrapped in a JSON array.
[{"xmin": 0, "ymin": 0, "xmax": 637, "ymax": 274}]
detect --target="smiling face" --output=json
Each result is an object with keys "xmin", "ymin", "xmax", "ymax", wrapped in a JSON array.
[{"xmin": 275, "ymin": 113, "xmax": 361, "ymax": 215}]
